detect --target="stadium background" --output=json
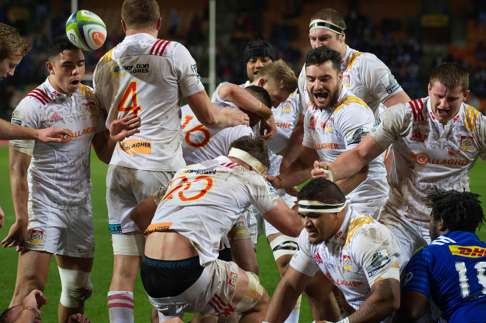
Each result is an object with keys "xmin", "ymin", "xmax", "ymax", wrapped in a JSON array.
[{"xmin": 0, "ymin": 0, "xmax": 485, "ymax": 321}]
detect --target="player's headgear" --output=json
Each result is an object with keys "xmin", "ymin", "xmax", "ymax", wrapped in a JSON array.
[
  {"xmin": 229, "ymin": 136, "xmax": 269, "ymax": 174},
  {"xmin": 428, "ymin": 189, "xmax": 484, "ymax": 232},
  {"xmin": 309, "ymin": 8, "xmax": 346, "ymax": 35},
  {"xmin": 297, "ymin": 178, "xmax": 346, "ymax": 214},
  {"xmin": 243, "ymin": 40, "xmax": 277, "ymax": 63}
]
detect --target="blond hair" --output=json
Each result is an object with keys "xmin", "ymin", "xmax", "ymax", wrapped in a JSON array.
[
  {"xmin": 258, "ymin": 59, "xmax": 297, "ymax": 93},
  {"xmin": 121, "ymin": 0, "xmax": 160, "ymax": 29},
  {"xmin": 310, "ymin": 8, "xmax": 346, "ymax": 31},
  {"xmin": 0, "ymin": 23, "xmax": 30, "ymax": 60}
]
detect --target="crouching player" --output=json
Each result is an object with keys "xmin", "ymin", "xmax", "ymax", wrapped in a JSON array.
[
  {"xmin": 266, "ymin": 178, "xmax": 401, "ymax": 323},
  {"xmin": 140, "ymin": 137, "xmax": 302, "ymax": 322},
  {"xmin": 397, "ymin": 190, "xmax": 486, "ymax": 323}
]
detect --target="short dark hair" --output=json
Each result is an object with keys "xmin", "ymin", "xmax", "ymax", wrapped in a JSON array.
[
  {"xmin": 122, "ymin": 0, "xmax": 160, "ymax": 29},
  {"xmin": 243, "ymin": 40, "xmax": 277, "ymax": 63},
  {"xmin": 46, "ymin": 36, "xmax": 82, "ymax": 59},
  {"xmin": 230, "ymin": 136, "xmax": 269, "ymax": 169},
  {"xmin": 305, "ymin": 46, "xmax": 341, "ymax": 72},
  {"xmin": 428, "ymin": 190, "xmax": 484, "ymax": 232},
  {"xmin": 298, "ymin": 178, "xmax": 345, "ymax": 205},
  {"xmin": 245, "ymin": 85, "xmax": 272, "ymax": 109},
  {"xmin": 429, "ymin": 63, "xmax": 469, "ymax": 91}
]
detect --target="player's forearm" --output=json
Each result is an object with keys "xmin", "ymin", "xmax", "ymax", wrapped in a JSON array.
[
  {"xmin": 334, "ymin": 168, "xmax": 367, "ymax": 195},
  {"xmin": 92, "ymin": 131, "xmax": 115, "ymax": 164},
  {"xmin": 225, "ymin": 84, "xmax": 272, "ymax": 119},
  {"xmin": 279, "ymin": 167, "xmax": 312, "ymax": 189},
  {"xmin": 347, "ymin": 283, "xmax": 400, "ymax": 323},
  {"xmin": 329, "ymin": 149, "xmax": 369, "ymax": 182},
  {"xmin": 265, "ymin": 279, "xmax": 302, "ymax": 323},
  {"xmin": 280, "ymin": 118, "xmax": 304, "ymax": 174},
  {"xmin": 9, "ymin": 153, "xmax": 30, "ymax": 223},
  {"xmin": 0, "ymin": 119, "xmax": 38, "ymax": 141}
]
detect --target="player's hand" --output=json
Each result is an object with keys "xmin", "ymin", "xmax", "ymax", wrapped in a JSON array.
[
  {"xmin": 109, "ymin": 113, "xmax": 141, "ymax": 141},
  {"xmin": 36, "ymin": 127, "xmax": 73, "ymax": 143},
  {"xmin": 311, "ymin": 160, "xmax": 334, "ymax": 181},
  {"xmin": 1, "ymin": 219, "xmax": 28, "ymax": 250},
  {"xmin": 0, "ymin": 206, "xmax": 5, "ymax": 228},
  {"xmin": 267, "ymin": 175, "xmax": 284, "ymax": 189},
  {"xmin": 23, "ymin": 289, "xmax": 47, "ymax": 310},
  {"xmin": 222, "ymin": 108, "xmax": 249, "ymax": 127},
  {"xmin": 260, "ymin": 116, "xmax": 276, "ymax": 140},
  {"xmin": 68, "ymin": 313, "xmax": 91, "ymax": 323}
]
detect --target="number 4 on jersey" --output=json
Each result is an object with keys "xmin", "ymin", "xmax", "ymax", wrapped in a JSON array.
[{"xmin": 118, "ymin": 81, "xmax": 141, "ymax": 115}]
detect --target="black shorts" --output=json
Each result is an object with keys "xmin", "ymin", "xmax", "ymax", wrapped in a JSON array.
[{"xmin": 141, "ymin": 256, "xmax": 203, "ymax": 298}]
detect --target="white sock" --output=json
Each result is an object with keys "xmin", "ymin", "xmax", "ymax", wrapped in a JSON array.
[
  {"xmin": 108, "ymin": 291, "xmax": 134, "ymax": 323},
  {"xmin": 284, "ymin": 295, "xmax": 301, "ymax": 323}
]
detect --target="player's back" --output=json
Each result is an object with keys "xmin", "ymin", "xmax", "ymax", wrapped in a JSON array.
[
  {"xmin": 94, "ymin": 33, "xmax": 204, "ymax": 171},
  {"xmin": 405, "ymin": 231, "xmax": 486, "ymax": 321}
]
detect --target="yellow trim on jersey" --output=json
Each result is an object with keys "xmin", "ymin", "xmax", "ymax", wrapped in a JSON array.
[
  {"xmin": 345, "ymin": 51, "xmax": 362, "ymax": 72},
  {"xmin": 345, "ymin": 215, "xmax": 374, "ymax": 246},
  {"xmin": 334, "ymin": 95, "xmax": 368, "ymax": 114},
  {"xmin": 79, "ymin": 84, "xmax": 94, "ymax": 97},
  {"xmin": 464, "ymin": 105, "xmax": 480, "ymax": 132},
  {"xmin": 99, "ymin": 49, "xmax": 114, "ymax": 65},
  {"xmin": 449, "ymin": 245, "xmax": 486, "ymax": 258}
]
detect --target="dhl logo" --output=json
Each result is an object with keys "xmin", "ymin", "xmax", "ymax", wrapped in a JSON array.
[{"xmin": 449, "ymin": 245, "xmax": 486, "ymax": 258}]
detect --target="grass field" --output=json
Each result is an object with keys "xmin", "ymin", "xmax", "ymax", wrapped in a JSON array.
[{"xmin": 0, "ymin": 145, "xmax": 485, "ymax": 322}]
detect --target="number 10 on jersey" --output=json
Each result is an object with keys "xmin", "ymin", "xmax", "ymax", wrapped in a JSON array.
[{"xmin": 118, "ymin": 81, "xmax": 141, "ymax": 115}]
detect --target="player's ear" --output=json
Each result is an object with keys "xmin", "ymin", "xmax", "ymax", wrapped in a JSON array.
[
  {"xmin": 438, "ymin": 218, "xmax": 447, "ymax": 232},
  {"xmin": 155, "ymin": 17, "xmax": 161, "ymax": 31},
  {"xmin": 46, "ymin": 60, "xmax": 54, "ymax": 75},
  {"xmin": 257, "ymin": 77, "xmax": 266, "ymax": 87}
]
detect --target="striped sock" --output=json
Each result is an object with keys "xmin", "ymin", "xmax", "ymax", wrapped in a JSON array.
[{"xmin": 108, "ymin": 291, "xmax": 134, "ymax": 323}]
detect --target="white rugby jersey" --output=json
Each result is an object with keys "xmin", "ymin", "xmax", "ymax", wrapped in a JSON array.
[
  {"xmin": 147, "ymin": 156, "xmax": 279, "ymax": 265},
  {"xmin": 371, "ymin": 98, "xmax": 486, "ymax": 222},
  {"xmin": 10, "ymin": 79, "xmax": 105, "ymax": 206},
  {"xmin": 93, "ymin": 33, "xmax": 205, "ymax": 171},
  {"xmin": 290, "ymin": 207, "xmax": 401, "ymax": 310},
  {"xmin": 303, "ymin": 87, "xmax": 388, "ymax": 211},
  {"xmin": 298, "ymin": 45, "xmax": 403, "ymax": 115},
  {"xmin": 180, "ymin": 104, "xmax": 253, "ymax": 164},
  {"xmin": 210, "ymin": 82, "xmax": 238, "ymax": 108}
]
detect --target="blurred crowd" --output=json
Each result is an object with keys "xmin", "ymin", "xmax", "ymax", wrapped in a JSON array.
[{"xmin": 0, "ymin": 0, "xmax": 484, "ymax": 120}]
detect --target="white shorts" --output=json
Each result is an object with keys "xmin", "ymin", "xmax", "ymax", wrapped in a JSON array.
[
  {"xmin": 26, "ymin": 199, "xmax": 94, "ymax": 258},
  {"xmin": 378, "ymin": 202, "xmax": 429, "ymax": 271},
  {"xmin": 150, "ymin": 260, "xmax": 259, "ymax": 317},
  {"xmin": 107, "ymin": 165, "xmax": 174, "ymax": 234}
]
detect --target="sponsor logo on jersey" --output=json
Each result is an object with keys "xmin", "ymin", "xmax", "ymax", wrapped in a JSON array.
[
  {"xmin": 332, "ymin": 278, "xmax": 363, "ymax": 288},
  {"xmin": 347, "ymin": 127, "xmax": 367, "ymax": 145},
  {"xmin": 411, "ymin": 152, "xmax": 469, "ymax": 166},
  {"xmin": 313, "ymin": 252, "xmax": 323, "ymax": 264},
  {"xmin": 108, "ymin": 223, "xmax": 122, "ymax": 233},
  {"xmin": 49, "ymin": 111, "xmax": 64, "ymax": 123},
  {"xmin": 366, "ymin": 249, "xmax": 391, "ymax": 277},
  {"xmin": 449, "ymin": 245, "xmax": 486, "ymax": 258},
  {"xmin": 460, "ymin": 136, "xmax": 476, "ymax": 153},
  {"xmin": 121, "ymin": 64, "xmax": 150, "ymax": 74},
  {"xmin": 120, "ymin": 139, "xmax": 152, "ymax": 155},
  {"xmin": 145, "ymin": 222, "xmax": 173, "ymax": 234},
  {"xmin": 11, "ymin": 117, "xmax": 22, "ymax": 126},
  {"xmin": 275, "ymin": 121, "xmax": 292, "ymax": 129}
]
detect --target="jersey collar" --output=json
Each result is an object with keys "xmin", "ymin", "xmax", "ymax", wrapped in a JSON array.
[{"xmin": 327, "ymin": 205, "xmax": 352, "ymax": 246}]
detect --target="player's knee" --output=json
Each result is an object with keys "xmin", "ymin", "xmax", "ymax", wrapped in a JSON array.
[
  {"xmin": 269, "ymin": 235, "xmax": 298, "ymax": 270},
  {"xmin": 58, "ymin": 267, "xmax": 93, "ymax": 308},
  {"xmin": 235, "ymin": 272, "xmax": 266, "ymax": 313}
]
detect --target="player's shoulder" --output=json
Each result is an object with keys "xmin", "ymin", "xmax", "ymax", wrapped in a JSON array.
[
  {"xmin": 21, "ymin": 84, "xmax": 54, "ymax": 108},
  {"xmin": 355, "ymin": 51, "xmax": 389, "ymax": 70},
  {"xmin": 78, "ymin": 84, "xmax": 95, "ymax": 97},
  {"xmin": 346, "ymin": 213, "xmax": 392, "ymax": 247},
  {"xmin": 334, "ymin": 91, "xmax": 372, "ymax": 116},
  {"xmin": 461, "ymin": 103, "xmax": 484, "ymax": 132},
  {"xmin": 150, "ymin": 39, "xmax": 187, "ymax": 58}
]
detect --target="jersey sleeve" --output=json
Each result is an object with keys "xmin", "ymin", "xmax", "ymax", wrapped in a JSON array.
[
  {"xmin": 302, "ymin": 109, "xmax": 314, "ymax": 148},
  {"xmin": 370, "ymin": 103, "xmax": 412, "ymax": 149},
  {"xmin": 297, "ymin": 65, "xmax": 309, "ymax": 116},
  {"xmin": 9, "ymin": 96, "xmax": 42, "ymax": 154},
  {"xmin": 402, "ymin": 248, "xmax": 432, "ymax": 298},
  {"xmin": 351, "ymin": 223, "xmax": 401, "ymax": 287},
  {"xmin": 172, "ymin": 43, "xmax": 205, "ymax": 98},
  {"xmin": 247, "ymin": 173, "xmax": 280, "ymax": 214},
  {"xmin": 334, "ymin": 103, "xmax": 375, "ymax": 149},
  {"xmin": 478, "ymin": 113, "xmax": 486, "ymax": 160},
  {"xmin": 361, "ymin": 54, "xmax": 403, "ymax": 103},
  {"xmin": 289, "ymin": 230, "xmax": 320, "ymax": 276}
]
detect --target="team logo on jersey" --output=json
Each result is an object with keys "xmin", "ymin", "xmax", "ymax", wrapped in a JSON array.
[
  {"xmin": 343, "ymin": 74, "xmax": 351, "ymax": 88},
  {"xmin": 27, "ymin": 228, "xmax": 45, "ymax": 246},
  {"xmin": 449, "ymin": 245, "xmax": 486, "ymax": 258},
  {"xmin": 119, "ymin": 139, "xmax": 152, "ymax": 155},
  {"xmin": 282, "ymin": 103, "xmax": 292, "ymax": 114},
  {"xmin": 460, "ymin": 136, "xmax": 476, "ymax": 153},
  {"xmin": 341, "ymin": 254, "xmax": 352, "ymax": 271}
]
